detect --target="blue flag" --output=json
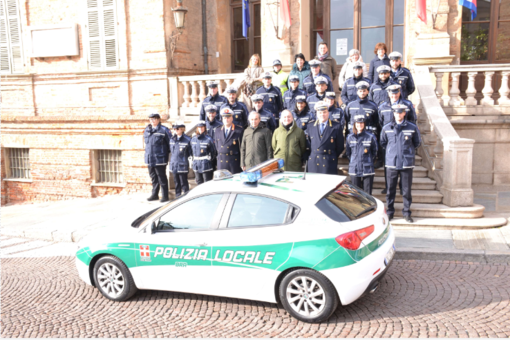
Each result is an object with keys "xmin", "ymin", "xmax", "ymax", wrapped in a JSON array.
[
  {"xmin": 242, "ymin": 0, "xmax": 251, "ymax": 39},
  {"xmin": 459, "ymin": 0, "xmax": 477, "ymax": 20}
]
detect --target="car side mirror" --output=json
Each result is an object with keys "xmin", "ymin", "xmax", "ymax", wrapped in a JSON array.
[{"xmin": 151, "ymin": 221, "xmax": 157, "ymax": 234}]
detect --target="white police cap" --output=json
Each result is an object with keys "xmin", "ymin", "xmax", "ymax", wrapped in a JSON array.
[
  {"xmin": 205, "ymin": 104, "xmax": 217, "ymax": 112},
  {"xmin": 314, "ymin": 76, "xmax": 328, "ymax": 85},
  {"xmin": 272, "ymin": 59, "xmax": 282, "ymax": 66},
  {"xmin": 325, "ymin": 92, "xmax": 336, "ymax": 99},
  {"xmin": 309, "ymin": 59, "xmax": 322, "ymax": 67},
  {"xmin": 173, "ymin": 121, "xmax": 185, "ymax": 129},
  {"xmin": 377, "ymin": 65, "xmax": 391, "ymax": 73},
  {"xmin": 354, "ymin": 114, "xmax": 366, "ymax": 123},
  {"xmin": 314, "ymin": 101, "xmax": 328, "ymax": 111},
  {"xmin": 251, "ymin": 94, "xmax": 264, "ymax": 102},
  {"xmin": 355, "ymin": 81, "xmax": 370, "ymax": 89},
  {"xmin": 196, "ymin": 120, "xmax": 206, "ymax": 127},
  {"xmin": 352, "ymin": 61, "xmax": 365, "ymax": 69},
  {"xmin": 221, "ymin": 108, "xmax": 234, "ymax": 116},
  {"xmin": 391, "ymin": 104, "xmax": 407, "ymax": 113},
  {"xmin": 295, "ymin": 95, "xmax": 307, "ymax": 103},
  {"xmin": 386, "ymin": 84, "xmax": 402, "ymax": 93},
  {"xmin": 288, "ymin": 75, "xmax": 299, "ymax": 82},
  {"xmin": 389, "ymin": 51, "xmax": 403, "ymax": 60},
  {"xmin": 207, "ymin": 80, "xmax": 219, "ymax": 87},
  {"xmin": 225, "ymin": 87, "xmax": 238, "ymax": 94},
  {"xmin": 262, "ymin": 72, "xmax": 273, "ymax": 79}
]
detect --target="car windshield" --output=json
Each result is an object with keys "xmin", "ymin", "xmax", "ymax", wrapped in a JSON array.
[
  {"xmin": 132, "ymin": 192, "xmax": 189, "ymax": 228},
  {"xmin": 315, "ymin": 181, "xmax": 377, "ymax": 222}
]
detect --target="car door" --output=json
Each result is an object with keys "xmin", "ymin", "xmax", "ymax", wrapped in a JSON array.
[
  {"xmin": 132, "ymin": 193, "xmax": 228, "ymax": 296},
  {"xmin": 206, "ymin": 193, "xmax": 299, "ymax": 303}
]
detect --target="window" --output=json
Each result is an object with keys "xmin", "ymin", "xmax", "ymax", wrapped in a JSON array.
[
  {"xmin": 311, "ymin": 0, "xmax": 404, "ymax": 66},
  {"xmin": 231, "ymin": 0, "xmax": 261, "ymax": 72},
  {"xmin": 6, "ymin": 148, "xmax": 30, "ymax": 179},
  {"xmin": 95, "ymin": 150, "xmax": 123, "ymax": 183},
  {"xmin": 157, "ymin": 194, "xmax": 224, "ymax": 231},
  {"xmin": 86, "ymin": 0, "xmax": 118, "ymax": 70},
  {"xmin": 227, "ymin": 194, "xmax": 290, "ymax": 228},
  {"xmin": 461, "ymin": 0, "xmax": 510, "ymax": 63},
  {"xmin": 0, "ymin": 0, "xmax": 24, "ymax": 74}
]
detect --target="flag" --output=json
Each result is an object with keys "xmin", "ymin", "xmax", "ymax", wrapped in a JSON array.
[
  {"xmin": 280, "ymin": 0, "xmax": 292, "ymax": 29},
  {"xmin": 459, "ymin": 0, "xmax": 477, "ymax": 20},
  {"xmin": 416, "ymin": 0, "xmax": 427, "ymax": 23},
  {"xmin": 242, "ymin": 0, "xmax": 251, "ymax": 40}
]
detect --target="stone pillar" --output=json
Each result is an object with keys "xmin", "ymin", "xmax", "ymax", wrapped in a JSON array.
[
  {"xmin": 441, "ymin": 138, "xmax": 475, "ymax": 207},
  {"xmin": 261, "ymin": 0, "xmax": 294, "ymax": 69}
]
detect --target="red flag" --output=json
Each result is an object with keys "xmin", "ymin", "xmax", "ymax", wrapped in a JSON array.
[
  {"xmin": 280, "ymin": 0, "xmax": 291, "ymax": 28},
  {"xmin": 416, "ymin": 0, "xmax": 427, "ymax": 23}
]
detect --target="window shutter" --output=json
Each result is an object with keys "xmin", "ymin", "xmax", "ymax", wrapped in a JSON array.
[
  {"xmin": 87, "ymin": 0, "xmax": 117, "ymax": 70},
  {"xmin": 6, "ymin": 0, "xmax": 22, "ymax": 73},
  {"xmin": 0, "ymin": 0, "xmax": 10, "ymax": 73},
  {"xmin": 102, "ymin": 0, "xmax": 117, "ymax": 69}
]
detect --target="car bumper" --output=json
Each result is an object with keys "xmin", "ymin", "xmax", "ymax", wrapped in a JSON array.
[
  {"xmin": 75, "ymin": 257, "xmax": 92, "ymax": 286},
  {"xmin": 321, "ymin": 225, "xmax": 396, "ymax": 306}
]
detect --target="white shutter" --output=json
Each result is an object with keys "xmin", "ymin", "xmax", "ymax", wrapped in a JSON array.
[
  {"xmin": 6, "ymin": 0, "xmax": 22, "ymax": 73},
  {"xmin": 102, "ymin": 0, "xmax": 117, "ymax": 69},
  {"xmin": 0, "ymin": 0, "xmax": 10, "ymax": 73},
  {"xmin": 86, "ymin": 0, "xmax": 117, "ymax": 70}
]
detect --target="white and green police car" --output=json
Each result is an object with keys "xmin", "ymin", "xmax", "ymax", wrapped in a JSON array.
[{"xmin": 76, "ymin": 159, "xmax": 395, "ymax": 323}]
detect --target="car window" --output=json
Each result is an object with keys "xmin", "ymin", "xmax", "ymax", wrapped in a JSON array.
[
  {"xmin": 228, "ymin": 194, "xmax": 289, "ymax": 228},
  {"xmin": 157, "ymin": 194, "xmax": 223, "ymax": 231}
]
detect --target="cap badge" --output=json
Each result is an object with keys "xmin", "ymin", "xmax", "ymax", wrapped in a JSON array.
[{"xmin": 364, "ymin": 148, "xmax": 368, "ymax": 153}]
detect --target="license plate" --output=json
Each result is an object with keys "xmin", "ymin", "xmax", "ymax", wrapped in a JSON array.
[{"xmin": 384, "ymin": 244, "xmax": 395, "ymax": 266}]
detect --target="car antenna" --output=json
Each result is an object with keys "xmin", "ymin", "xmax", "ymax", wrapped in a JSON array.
[{"xmin": 302, "ymin": 160, "xmax": 308, "ymax": 180}]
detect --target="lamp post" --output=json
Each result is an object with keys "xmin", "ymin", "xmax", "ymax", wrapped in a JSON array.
[{"xmin": 170, "ymin": 0, "xmax": 188, "ymax": 66}]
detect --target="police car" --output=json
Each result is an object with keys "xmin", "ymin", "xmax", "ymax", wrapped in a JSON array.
[{"xmin": 76, "ymin": 159, "xmax": 395, "ymax": 323}]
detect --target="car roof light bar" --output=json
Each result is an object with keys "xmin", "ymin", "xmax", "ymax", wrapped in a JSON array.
[{"xmin": 240, "ymin": 158, "xmax": 285, "ymax": 186}]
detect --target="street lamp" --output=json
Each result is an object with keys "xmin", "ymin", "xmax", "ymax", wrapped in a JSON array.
[{"xmin": 170, "ymin": 0, "xmax": 188, "ymax": 66}]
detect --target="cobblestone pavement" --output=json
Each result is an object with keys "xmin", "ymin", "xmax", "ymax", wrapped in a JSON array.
[{"xmin": 2, "ymin": 257, "xmax": 510, "ymax": 338}]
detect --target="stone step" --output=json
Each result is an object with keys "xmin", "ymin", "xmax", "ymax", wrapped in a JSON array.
[
  {"xmin": 392, "ymin": 203, "xmax": 485, "ymax": 219},
  {"xmin": 373, "ymin": 177, "xmax": 437, "ymax": 190},
  {"xmin": 338, "ymin": 155, "xmax": 422, "ymax": 166},
  {"xmin": 375, "ymin": 166, "xmax": 428, "ymax": 178},
  {"xmin": 390, "ymin": 217, "xmax": 508, "ymax": 230},
  {"xmin": 373, "ymin": 190, "xmax": 443, "ymax": 204}
]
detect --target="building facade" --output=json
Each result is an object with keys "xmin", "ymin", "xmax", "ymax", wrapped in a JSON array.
[{"xmin": 1, "ymin": 0, "xmax": 509, "ymax": 204}]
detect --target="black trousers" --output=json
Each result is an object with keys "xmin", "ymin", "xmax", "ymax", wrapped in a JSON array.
[
  {"xmin": 148, "ymin": 165, "xmax": 169, "ymax": 198},
  {"xmin": 383, "ymin": 162, "xmax": 402, "ymax": 191},
  {"xmin": 172, "ymin": 171, "xmax": 189, "ymax": 196},
  {"xmin": 195, "ymin": 171, "xmax": 213, "ymax": 185},
  {"xmin": 386, "ymin": 168, "xmax": 413, "ymax": 217},
  {"xmin": 351, "ymin": 175, "xmax": 374, "ymax": 195}
]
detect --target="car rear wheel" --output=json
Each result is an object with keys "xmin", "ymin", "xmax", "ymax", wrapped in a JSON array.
[
  {"xmin": 279, "ymin": 269, "xmax": 339, "ymax": 323},
  {"xmin": 93, "ymin": 256, "xmax": 138, "ymax": 301}
]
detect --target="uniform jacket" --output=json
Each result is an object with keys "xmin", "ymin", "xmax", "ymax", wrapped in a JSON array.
[
  {"xmin": 378, "ymin": 98, "xmax": 417, "ymax": 128},
  {"xmin": 220, "ymin": 100, "xmax": 249, "ymax": 128},
  {"xmin": 272, "ymin": 122, "xmax": 307, "ymax": 172},
  {"xmin": 169, "ymin": 134, "xmax": 192, "ymax": 173},
  {"xmin": 272, "ymin": 69, "xmax": 289, "ymax": 94},
  {"xmin": 380, "ymin": 120, "xmax": 421, "ymax": 170},
  {"xmin": 287, "ymin": 62, "xmax": 311, "ymax": 91},
  {"xmin": 291, "ymin": 107, "xmax": 315, "ymax": 135},
  {"xmin": 283, "ymin": 88, "xmax": 307, "ymax": 110},
  {"xmin": 306, "ymin": 119, "xmax": 344, "ymax": 175},
  {"xmin": 340, "ymin": 76, "xmax": 372, "ymax": 105},
  {"xmin": 213, "ymin": 124, "xmax": 244, "ymax": 174},
  {"xmin": 314, "ymin": 55, "xmax": 338, "ymax": 81},
  {"xmin": 306, "ymin": 92, "xmax": 326, "ymax": 115},
  {"xmin": 254, "ymin": 107, "xmax": 277, "ymax": 132},
  {"xmin": 255, "ymin": 85, "xmax": 283, "ymax": 119},
  {"xmin": 302, "ymin": 72, "xmax": 333, "ymax": 96},
  {"xmin": 199, "ymin": 93, "xmax": 228, "ymax": 121},
  {"xmin": 144, "ymin": 123, "xmax": 172, "ymax": 167},
  {"xmin": 369, "ymin": 78, "xmax": 397, "ymax": 106},
  {"xmin": 338, "ymin": 56, "xmax": 368, "ymax": 89},
  {"xmin": 367, "ymin": 54, "xmax": 391, "ymax": 83},
  {"xmin": 241, "ymin": 125, "xmax": 273, "ymax": 169},
  {"xmin": 391, "ymin": 66, "xmax": 415, "ymax": 100},
  {"xmin": 346, "ymin": 130, "xmax": 378, "ymax": 177},
  {"xmin": 206, "ymin": 119, "xmax": 223, "ymax": 140},
  {"xmin": 191, "ymin": 132, "xmax": 217, "ymax": 173},
  {"xmin": 345, "ymin": 97, "xmax": 379, "ymax": 135},
  {"xmin": 329, "ymin": 105, "xmax": 345, "ymax": 128}
]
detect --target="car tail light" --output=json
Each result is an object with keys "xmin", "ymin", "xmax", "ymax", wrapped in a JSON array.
[{"xmin": 335, "ymin": 225, "xmax": 375, "ymax": 250}]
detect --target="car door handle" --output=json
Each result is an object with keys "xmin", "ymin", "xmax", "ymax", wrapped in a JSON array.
[{"xmin": 195, "ymin": 243, "xmax": 208, "ymax": 247}]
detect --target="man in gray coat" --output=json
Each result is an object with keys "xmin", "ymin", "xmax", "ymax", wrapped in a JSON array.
[{"xmin": 241, "ymin": 112, "xmax": 273, "ymax": 170}]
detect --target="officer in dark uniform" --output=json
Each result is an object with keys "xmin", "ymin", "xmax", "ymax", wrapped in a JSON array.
[
  {"xmin": 303, "ymin": 60, "xmax": 333, "ymax": 96},
  {"xmin": 255, "ymin": 72, "xmax": 283, "ymax": 123},
  {"xmin": 199, "ymin": 81, "xmax": 228, "ymax": 121},
  {"xmin": 214, "ymin": 108, "xmax": 244, "ymax": 174},
  {"xmin": 191, "ymin": 120, "xmax": 217, "ymax": 184},
  {"xmin": 204, "ymin": 104, "xmax": 223, "ymax": 140},
  {"xmin": 344, "ymin": 81, "xmax": 379, "ymax": 137},
  {"xmin": 291, "ymin": 95, "xmax": 315, "ymax": 136},
  {"xmin": 251, "ymin": 94, "xmax": 277, "ymax": 132},
  {"xmin": 380, "ymin": 104, "xmax": 421, "ymax": 223},
  {"xmin": 144, "ymin": 113, "xmax": 172, "ymax": 202},
  {"xmin": 283, "ymin": 75, "xmax": 306, "ymax": 110},
  {"xmin": 341, "ymin": 61, "xmax": 371, "ymax": 107},
  {"xmin": 221, "ymin": 87, "xmax": 249, "ymax": 128},
  {"xmin": 346, "ymin": 115, "xmax": 378, "ymax": 194},
  {"xmin": 169, "ymin": 121, "xmax": 192, "ymax": 198},
  {"xmin": 306, "ymin": 101, "xmax": 344, "ymax": 175},
  {"xmin": 378, "ymin": 84, "xmax": 417, "ymax": 128},
  {"xmin": 389, "ymin": 51, "xmax": 415, "ymax": 100},
  {"xmin": 325, "ymin": 91, "xmax": 345, "ymax": 128},
  {"xmin": 306, "ymin": 76, "xmax": 329, "ymax": 115},
  {"xmin": 369, "ymin": 65, "xmax": 397, "ymax": 106}
]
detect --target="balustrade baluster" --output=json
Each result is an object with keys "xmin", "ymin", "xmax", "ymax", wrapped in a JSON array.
[
  {"xmin": 226, "ymin": 79, "xmax": 234, "ymax": 87},
  {"xmin": 191, "ymin": 81, "xmax": 199, "ymax": 107},
  {"xmin": 465, "ymin": 72, "xmax": 478, "ymax": 106},
  {"xmin": 481, "ymin": 71, "xmax": 495, "ymax": 105},
  {"xmin": 216, "ymin": 80, "xmax": 223, "ymax": 94},
  {"xmin": 434, "ymin": 72, "xmax": 444, "ymax": 106},
  {"xmin": 499, "ymin": 71, "xmax": 510, "ymax": 105},
  {"xmin": 198, "ymin": 81, "xmax": 207, "ymax": 103},
  {"xmin": 448, "ymin": 72, "xmax": 464, "ymax": 106},
  {"xmin": 182, "ymin": 81, "xmax": 190, "ymax": 108}
]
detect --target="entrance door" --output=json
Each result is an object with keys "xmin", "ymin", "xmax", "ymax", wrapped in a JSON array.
[{"xmin": 231, "ymin": 0, "xmax": 261, "ymax": 72}]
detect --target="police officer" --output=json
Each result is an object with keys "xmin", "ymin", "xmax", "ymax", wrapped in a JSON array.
[
  {"xmin": 378, "ymin": 84, "xmax": 417, "ymax": 129},
  {"xmin": 272, "ymin": 59, "xmax": 289, "ymax": 95},
  {"xmin": 380, "ymin": 104, "xmax": 421, "ymax": 223},
  {"xmin": 283, "ymin": 75, "xmax": 306, "ymax": 110},
  {"xmin": 144, "ymin": 113, "xmax": 172, "ymax": 202},
  {"xmin": 303, "ymin": 60, "xmax": 333, "ymax": 96},
  {"xmin": 191, "ymin": 120, "xmax": 217, "ymax": 184},
  {"xmin": 325, "ymin": 91, "xmax": 345, "ymax": 128},
  {"xmin": 369, "ymin": 65, "xmax": 397, "ymax": 106},
  {"xmin": 204, "ymin": 104, "xmax": 223, "ymax": 140},
  {"xmin": 306, "ymin": 101, "xmax": 344, "ymax": 175},
  {"xmin": 221, "ymin": 87, "xmax": 249, "ymax": 128},
  {"xmin": 255, "ymin": 71, "xmax": 283, "ymax": 123},
  {"xmin": 199, "ymin": 80, "xmax": 228, "ymax": 121},
  {"xmin": 291, "ymin": 95, "xmax": 315, "ymax": 136},
  {"xmin": 389, "ymin": 51, "xmax": 415, "ymax": 100},
  {"xmin": 346, "ymin": 115, "xmax": 378, "ymax": 194},
  {"xmin": 341, "ymin": 61, "xmax": 371, "ymax": 107},
  {"xmin": 344, "ymin": 81, "xmax": 379, "ymax": 138},
  {"xmin": 214, "ymin": 108, "xmax": 244, "ymax": 174},
  {"xmin": 307, "ymin": 76, "xmax": 329, "ymax": 115},
  {"xmin": 169, "ymin": 121, "xmax": 192, "ymax": 198},
  {"xmin": 251, "ymin": 94, "xmax": 277, "ymax": 132}
]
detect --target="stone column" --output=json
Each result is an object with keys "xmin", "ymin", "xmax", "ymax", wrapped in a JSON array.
[{"xmin": 441, "ymin": 138, "xmax": 475, "ymax": 207}]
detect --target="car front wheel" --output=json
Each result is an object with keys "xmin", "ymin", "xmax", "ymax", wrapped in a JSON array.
[
  {"xmin": 279, "ymin": 269, "xmax": 339, "ymax": 323},
  {"xmin": 93, "ymin": 256, "xmax": 138, "ymax": 301}
]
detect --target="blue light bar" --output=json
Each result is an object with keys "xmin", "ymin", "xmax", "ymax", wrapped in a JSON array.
[{"xmin": 240, "ymin": 158, "xmax": 285, "ymax": 185}]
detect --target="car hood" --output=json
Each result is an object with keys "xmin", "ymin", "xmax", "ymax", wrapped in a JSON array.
[{"xmin": 78, "ymin": 224, "xmax": 139, "ymax": 250}]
